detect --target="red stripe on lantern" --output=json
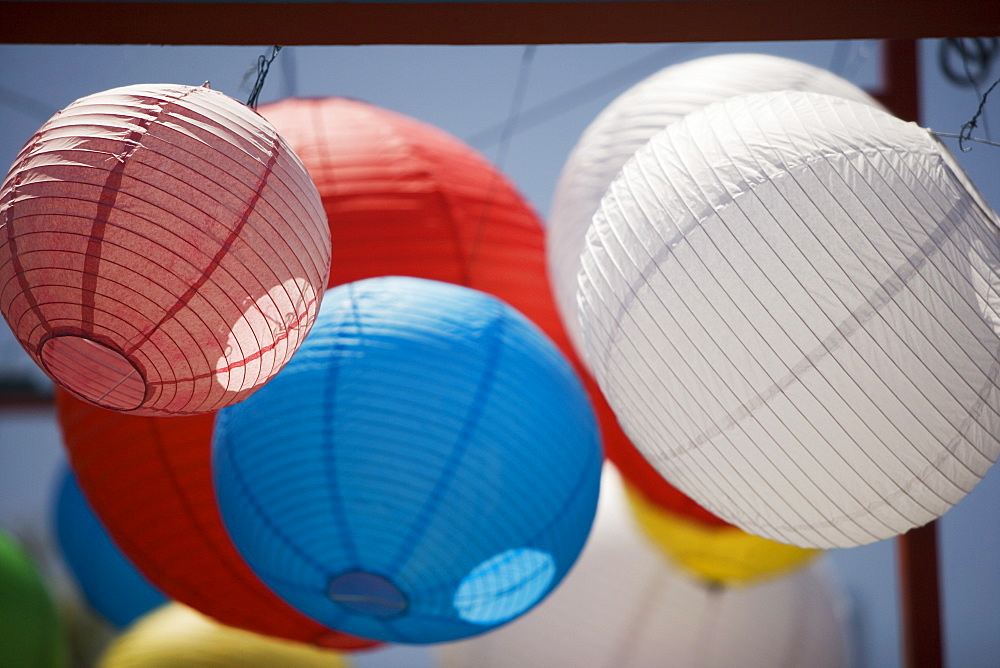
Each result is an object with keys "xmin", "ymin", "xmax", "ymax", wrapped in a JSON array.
[{"xmin": 0, "ymin": 84, "xmax": 331, "ymax": 416}]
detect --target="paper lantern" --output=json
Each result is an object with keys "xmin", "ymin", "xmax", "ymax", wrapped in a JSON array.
[
  {"xmin": 436, "ymin": 467, "xmax": 849, "ymax": 668},
  {"xmin": 0, "ymin": 528, "xmax": 67, "ymax": 668},
  {"xmin": 258, "ymin": 95, "xmax": 691, "ymax": 523},
  {"xmin": 53, "ymin": 467, "xmax": 166, "ymax": 627},
  {"xmin": 99, "ymin": 604, "xmax": 350, "ymax": 668},
  {"xmin": 623, "ymin": 479, "xmax": 819, "ymax": 586},
  {"xmin": 548, "ymin": 55, "xmax": 885, "ymax": 514},
  {"xmin": 578, "ymin": 90, "xmax": 1000, "ymax": 548},
  {"xmin": 213, "ymin": 276, "xmax": 602, "ymax": 644},
  {"xmin": 0, "ymin": 83, "xmax": 331, "ymax": 416},
  {"xmin": 54, "ymin": 389, "xmax": 377, "ymax": 650},
  {"xmin": 549, "ymin": 53, "xmax": 885, "ymax": 362}
]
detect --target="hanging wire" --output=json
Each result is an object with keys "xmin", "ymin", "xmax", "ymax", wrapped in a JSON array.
[
  {"xmin": 937, "ymin": 38, "xmax": 1000, "ymax": 152},
  {"xmin": 939, "ymin": 38, "xmax": 999, "ymax": 87},
  {"xmin": 465, "ymin": 44, "xmax": 699, "ymax": 150},
  {"xmin": 246, "ymin": 46, "xmax": 283, "ymax": 109},
  {"xmin": 493, "ymin": 45, "xmax": 537, "ymax": 173},
  {"xmin": 931, "ymin": 131, "xmax": 1000, "ymax": 150},
  {"xmin": 467, "ymin": 45, "xmax": 537, "ymax": 271},
  {"xmin": 931, "ymin": 75, "xmax": 1000, "ymax": 152}
]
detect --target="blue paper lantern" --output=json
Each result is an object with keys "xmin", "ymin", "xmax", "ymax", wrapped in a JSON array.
[
  {"xmin": 213, "ymin": 276, "xmax": 602, "ymax": 644},
  {"xmin": 54, "ymin": 468, "xmax": 167, "ymax": 628}
]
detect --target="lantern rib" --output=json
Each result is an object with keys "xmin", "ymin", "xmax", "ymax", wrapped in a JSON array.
[
  {"xmin": 713, "ymin": 99, "xmax": 976, "ymax": 496},
  {"xmin": 405, "ymin": 123, "xmax": 473, "ymax": 288},
  {"xmin": 2, "ymin": 131, "xmax": 56, "ymax": 336},
  {"xmin": 641, "ymin": 122, "xmax": 891, "ymax": 543},
  {"xmin": 778, "ymin": 98, "xmax": 1000, "ymax": 467},
  {"xmin": 809, "ymin": 145, "xmax": 1000, "ymax": 465},
  {"xmin": 383, "ymin": 303, "xmax": 506, "ymax": 575},
  {"xmin": 677, "ymin": 107, "xmax": 961, "ymax": 518},
  {"xmin": 657, "ymin": 119, "xmax": 877, "ymax": 539},
  {"xmin": 588, "ymin": 146, "xmax": 835, "ymax": 545},
  {"xmin": 592, "ymin": 95, "xmax": 1000, "ymax": 544},
  {"xmin": 120, "ymin": 132, "xmax": 279, "ymax": 360},
  {"xmin": 216, "ymin": 425, "xmax": 332, "ymax": 581},
  {"xmin": 142, "ymin": 416, "xmax": 313, "ymax": 627},
  {"xmin": 579, "ymin": 205, "xmax": 759, "ymax": 537},
  {"xmin": 80, "ymin": 90, "xmax": 196, "ymax": 341},
  {"xmin": 321, "ymin": 281, "xmax": 363, "ymax": 569}
]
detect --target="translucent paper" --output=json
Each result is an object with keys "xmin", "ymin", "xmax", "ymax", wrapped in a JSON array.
[
  {"xmin": 213, "ymin": 277, "xmax": 602, "ymax": 643},
  {"xmin": 55, "ymin": 389, "xmax": 376, "ymax": 650},
  {"xmin": 579, "ymin": 91, "xmax": 1000, "ymax": 548},
  {"xmin": 547, "ymin": 55, "xmax": 886, "ymax": 519},
  {"xmin": 0, "ymin": 84, "xmax": 331, "ymax": 415},
  {"xmin": 549, "ymin": 54, "xmax": 885, "ymax": 363}
]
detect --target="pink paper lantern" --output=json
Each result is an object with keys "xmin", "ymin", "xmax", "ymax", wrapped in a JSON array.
[{"xmin": 0, "ymin": 83, "xmax": 331, "ymax": 416}]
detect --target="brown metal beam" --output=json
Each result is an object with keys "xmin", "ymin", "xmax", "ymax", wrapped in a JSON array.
[
  {"xmin": 899, "ymin": 523, "xmax": 945, "ymax": 668},
  {"xmin": 875, "ymin": 38, "xmax": 945, "ymax": 668},
  {"xmin": 3, "ymin": 0, "xmax": 1000, "ymax": 46}
]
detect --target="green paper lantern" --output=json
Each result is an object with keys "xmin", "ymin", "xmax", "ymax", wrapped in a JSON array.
[{"xmin": 0, "ymin": 528, "xmax": 66, "ymax": 667}]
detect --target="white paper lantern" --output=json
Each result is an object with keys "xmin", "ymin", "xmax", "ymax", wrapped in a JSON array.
[
  {"xmin": 437, "ymin": 467, "xmax": 850, "ymax": 668},
  {"xmin": 548, "ymin": 53, "xmax": 885, "ymax": 361},
  {"xmin": 578, "ymin": 91, "xmax": 1000, "ymax": 549}
]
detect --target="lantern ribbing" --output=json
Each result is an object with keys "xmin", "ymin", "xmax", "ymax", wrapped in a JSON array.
[
  {"xmin": 1, "ymin": 83, "xmax": 331, "ymax": 416},
  {"xmin": 579, "ymin": 91, "xmax": 1000, "ymax": 548}
]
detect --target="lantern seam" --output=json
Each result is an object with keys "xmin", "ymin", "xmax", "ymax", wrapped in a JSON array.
[{"xmin": 587, "ymin": 143, "xmax": 999, "ymax": 545}]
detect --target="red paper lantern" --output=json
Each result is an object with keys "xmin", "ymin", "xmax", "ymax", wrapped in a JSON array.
[
  {"xmin": 0, "ymin": 84, "xmax": 330, "ymax": 416},
  {"xmin": 55, "ymin": 389, "xmax": 377, "ymax": 650},
  {"xmin": 260, "ymin": 96, "xmax": 727, "ymax": 527}
]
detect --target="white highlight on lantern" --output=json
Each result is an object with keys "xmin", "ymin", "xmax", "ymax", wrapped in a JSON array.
[
  {"xmin": 548, "ymin": 53, "xmax": 885, "ymax": 363},
  {"xmin": 578, "ymin": 91, "xmax": 1000, "ymax": 549}
]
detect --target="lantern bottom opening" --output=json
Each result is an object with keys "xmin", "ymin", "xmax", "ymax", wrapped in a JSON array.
[
  {"xmin": 328, "ymin": 571, "xmax": 409, "ymax": 618},
  {"xmin": 40, "ymin": 335, "xmax": 146, "ymax": 411}
]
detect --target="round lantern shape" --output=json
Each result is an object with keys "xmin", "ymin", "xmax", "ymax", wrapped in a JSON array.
[
  {"xmin": 578, "ymin": 90, "xmax": 1000, "ymax": 548},
  {"xmin": 546, "ymin": 54, "xmax": 885, "ymax": 517},
  {"xmin": 99, "ymin": 604, "xmax": 350, "ymax": 668},
  {"xmin": 0, "ymin": 528, "xmax": 66, "ymax": 668},
  {"xmin": 0, "ymin": 83, "xmax": 331, "ymax": 416},
  {"xmin": 436, "ymin": 467, "xmax": 849, "ymax": 668},
  {"xmin": 54, "ymin": 389, "xmax": 376, "ymax": 650},
  {"xmin": 53, "ymin": 467, "xmax": 166, "ymax": 628},
  {"xmin": 213, "ymin": 276, "xmax": 602, "ymax": 644},
  {"xmin": 258, "ymin": 97, "xmax": 659, "ymax": 519},
  {"xmin": 548, "ymin": 53, "xmax": 885, "ymax": 364},
  {"xmin": 623, "ymin": 480, "xmax": 819, "ymax": 586}
]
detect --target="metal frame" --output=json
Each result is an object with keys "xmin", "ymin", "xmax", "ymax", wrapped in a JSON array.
[{"xmin": 2, "ymin": 0, "xmax": 999, "ymax": 45}]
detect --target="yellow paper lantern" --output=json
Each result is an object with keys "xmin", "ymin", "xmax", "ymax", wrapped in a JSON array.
[
  {"xmin": 99, "ymin": 603, "xmax": 350, "ymax": 668},
  {"xmin": 624, "ymin": 480, "xmax": 819, "ymax": 585}
]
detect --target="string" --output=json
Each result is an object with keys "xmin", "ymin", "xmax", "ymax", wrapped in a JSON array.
[
  {"xmin": 467, "ymin": 45, "xmax": 537, "ymax": 270},
  {"xmin": 246, "ymin": 46, "xmax": 283, "ymax": 109},
  {"xmin": 938, "ymin": 38, "xmax": 999, "ymax": 88},
  {"xmin": 956, "ymin": 76, "xmax": 1000, "ymax": 152},
  {"xmin": 931, "ymin": 130, "xmax": 1000, "ymax": 150},
  {"xmin": 937, "ymin": 38, "xmax": 999, "ymax": 152},
  {"xmin": 493, "ymin": 45, "xmax": 537, "ymax": 174},
  {"xmin": 465, "ymin": 43, "xmax": 699, "ymax": 150}
]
